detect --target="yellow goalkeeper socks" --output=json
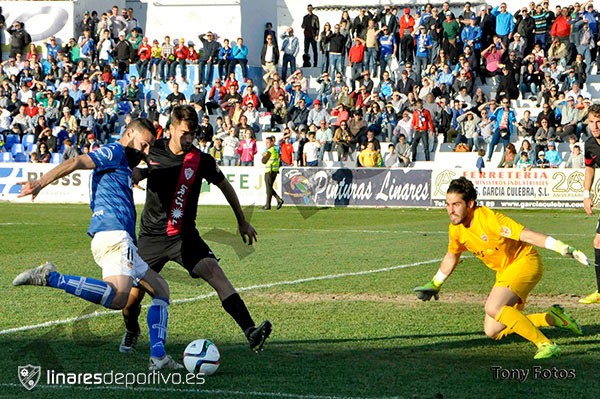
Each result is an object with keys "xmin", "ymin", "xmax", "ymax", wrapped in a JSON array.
[
  {"xmin": 526, "ymin": 313, "xmax": 551, "ymax": 328},
  {"xmin": 495, "ymin": 306, "xmax": 551, "ymax": 347},
  {"xmin": 496, "ymin": 312, "xmax": 551, "ymax": 340}
]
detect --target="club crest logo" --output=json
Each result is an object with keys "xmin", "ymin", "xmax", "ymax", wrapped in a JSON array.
[
  {"xmin": 184, "ymin": 168, "xmax": 194, "ymax": 180},
  {"xmin": 481, "ymin": 234, "xmax": 488, "ymax": 242},
  {"xmin": 18, "ymin": 365, "xmax": 41, "ymax": 390}
]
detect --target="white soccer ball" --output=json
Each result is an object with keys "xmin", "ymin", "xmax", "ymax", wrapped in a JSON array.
[{"xmin": 183, "ymin": 339, "xmax": 220, "ymax": 375}]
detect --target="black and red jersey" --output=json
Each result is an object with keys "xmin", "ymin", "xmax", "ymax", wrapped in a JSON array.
[
  {"xmin": 139, "ymin": 139, "xmax": 225, "ymax": 236},
  {"xmin": 584, "ymin": 136, "xmax": 600, "ymax": 168}
]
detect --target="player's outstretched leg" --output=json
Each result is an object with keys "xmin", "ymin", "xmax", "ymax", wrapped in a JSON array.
[
  {"xmin": 13, "ymin": 262, "xmax": 116, "ymax": 308},
  {"xmin": 194, "ymin": 258, "xmax": 273, "ymax": 352},
  {"xmin": 495, "ymin": 305, "xmax": 582, "ymax": 339},
  {"xmin": 485, "ymin": 286, "xmax": 559, "ymax": 360}
]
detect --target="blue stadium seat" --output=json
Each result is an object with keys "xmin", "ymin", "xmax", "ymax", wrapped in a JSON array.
[
  {"xmin": 11, "ymin": 143, "xmax": 24, "ymax": 156},
  {"xmin": 51, "ymin": 153, "xmax": 62, "ymax": 164},
  {"xmin": 5, "ymin": 134, "xmax": 19, "ymax": 151},
  {"xmin": 0, "ymin": 152, "xmax": 13, "ymax": 162},
  {"xmin": 22, "ymin": 134, "xmax": 35, "ymax": 151},
  {"xmin": 13, "ymin": 152, "xmax": 28, "ymax": 162}
]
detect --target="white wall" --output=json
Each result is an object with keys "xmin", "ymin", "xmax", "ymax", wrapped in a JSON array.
[
  {"xmin": 0, "ymin": 1, "xmax": 74, "ymax": 43},
  {"xmin": 144, "ymin": 0, "xmax": 242, "ymax": 56}
]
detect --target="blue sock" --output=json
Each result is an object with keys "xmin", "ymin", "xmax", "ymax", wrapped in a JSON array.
[
  {"xmin": 147, "ymin": 297, "xmax": 169, "ymax": 358},
  {"xmin": 47, "ymin": 271, "xmax": 115, "ymax": 308}
]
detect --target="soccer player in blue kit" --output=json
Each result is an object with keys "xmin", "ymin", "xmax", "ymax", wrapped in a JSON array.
[{"xmin": 13, "ymin": 118, "xmax": 183, "ymax": 371}]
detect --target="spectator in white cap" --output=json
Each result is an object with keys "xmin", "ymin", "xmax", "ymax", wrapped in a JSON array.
[{"xmin": 114, "ymin": 29, "xmax": 134, "ymax": 79}]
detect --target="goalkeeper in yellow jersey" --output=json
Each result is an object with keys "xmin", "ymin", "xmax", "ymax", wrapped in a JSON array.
[{"xmin": 414, "ymin": 177, "xmax": 588, "ymax": 359}]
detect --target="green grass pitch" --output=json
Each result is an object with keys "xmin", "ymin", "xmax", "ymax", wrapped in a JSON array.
[{"xmin": 1, "ymin": 204, "xmax": 599, "ymax": 399}]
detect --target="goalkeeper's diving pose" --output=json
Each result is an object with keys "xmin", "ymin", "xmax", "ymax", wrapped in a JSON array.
[{"xmin": 414, "ymin": 177, "xmax": 588, "ymax": 360}]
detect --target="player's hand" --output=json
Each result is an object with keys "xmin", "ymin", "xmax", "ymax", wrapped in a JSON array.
[
  {"xmin": 17, "ymin": 180, "xmax": 43, "ymax": 200},
  {"xmin": 239, "ymin": 220, "xmax": 257, "ymax": 245},
  {"xmin": 555, "ymin": 240, "xmax": 590, "ymax": 266},
  {"xmin": 413, "ymin": 281, "xmax": 440, "ymax": 301},
  {"xmin": 565, "ymin": 246, "xmax": 590, "ymax": 266},
  {"xmin": 584, "ymin": 197, "xmax": 594, "ymax": 216}
]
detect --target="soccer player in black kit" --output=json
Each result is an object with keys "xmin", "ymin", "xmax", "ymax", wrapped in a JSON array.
[{"xmin": 120, "ymin": 105, "xmax": 271, "ymax": 352}]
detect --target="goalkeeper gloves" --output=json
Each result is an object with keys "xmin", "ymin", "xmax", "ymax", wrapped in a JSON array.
[
  {"xmin": 545, "ymin": 237, "xmax": 589, "ymax": 266},
  {"xmin": 413, "ymin": 280, "xmax": 442, "ymax": 301}
]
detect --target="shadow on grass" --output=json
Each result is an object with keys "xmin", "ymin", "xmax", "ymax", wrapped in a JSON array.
[{"xmin": 2, "ymin": 328, "xmax": 600, "ymax": 399}]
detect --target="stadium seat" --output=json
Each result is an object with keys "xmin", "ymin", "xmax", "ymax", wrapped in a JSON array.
[
  {"xmin": 51, "ymin": 153, "xmax": 62, "ymax": 164},
  {"xmin": 5, "ymin": 134, "xmax": 19, "ymax": 151},
  {"xmin": 22, "ymin": 134, "xmax": 35, "ymax": 151},
  {"xmin": 0, "ymin": 152, "xmax": 13, "ymax": 162},
  {"xmin": 13, "ymin": 152, "xmax": 28, "ymax": 162},
  {"xmin": 11, "ymin": 143, "xmax": 24, "ymax": 156}
]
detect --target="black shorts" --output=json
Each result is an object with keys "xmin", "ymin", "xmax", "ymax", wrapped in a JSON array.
[{"xmin": 137, "ymin": 231, "xmax": 217, "ymax": 278}]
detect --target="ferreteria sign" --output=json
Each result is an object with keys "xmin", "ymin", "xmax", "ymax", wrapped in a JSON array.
[
  {"xmin": 431, "ymin": 169, "xmax": 589, "ymax": 209},
  {"xmin": 281, "ymin": 167, "xmax": 431, "ymax": 207}
]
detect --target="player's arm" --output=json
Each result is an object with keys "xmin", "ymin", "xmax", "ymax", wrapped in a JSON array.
[
  {"xmin": 519, "ymin": 228, "xmax": 588, "ymax": 266},
  {"xmin": 414, "ymin": 251, "xmax": 460, "ymax": 301},
  {"xmin": 583, "ymin": 165, "xmax": 595, "ymax": 216},
  {"xmin": 132, "ymin": 166, "xmax": 150, "ymax": 185},
  {"xmin": 216, "ymin": 178, "xmax": 257, "ymax": 245},
  {"xmin": 18, "ymin": 154, "xmax": 95, "ymax": 200}
]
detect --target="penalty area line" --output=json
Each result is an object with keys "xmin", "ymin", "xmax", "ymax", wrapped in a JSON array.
[
  {"xmin": 0, "ymin": 383, "xmax": 404, "ymax": 399},
  {"xmin": 0, "ymin": 258, "xmax": 441, "ymax": 336}
]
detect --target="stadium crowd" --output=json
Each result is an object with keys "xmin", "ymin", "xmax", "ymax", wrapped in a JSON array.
[{"xmin": 0, "ymin": 2, "xmax": 598, "ymax": 168}]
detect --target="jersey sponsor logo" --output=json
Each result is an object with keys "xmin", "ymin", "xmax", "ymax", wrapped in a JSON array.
[
  {"xmin": 92, "ymin": 209, "xmax": 104, "ymax": 217},
  {"xmin": 184, "ymin": 167, "xmax": 194, "ymax": 180},
  {"xmin": 500, "ymin": 226, "xmax": 512, "ymax": 238},
  {"xmin": 171, "ymin": 207, "xmax": 183, "ymax": 221}
]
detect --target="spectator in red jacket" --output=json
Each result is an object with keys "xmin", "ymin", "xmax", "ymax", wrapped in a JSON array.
[
  {"xmin": 348, "ymin": 37, "xmax": 365, "ymax": 91},
  {"xmin": 550, "ymin": 7, "xmax": 571, "ymax": 45},
  {"xmin": 279, "ymin": 130, "xmax": 294, "ymax": 166},
  {"xmin": 206, "ymin": 78, "xmax": 227, "ymax": 115},
  {"xmin": 136, "ymin": 37, "xmax": 152, "ymax": 79},
  {"xmin": 411, "ymin": 99, "xmax": 434, "ymax": 162},
  {"xmin": 399, "ymin": 8, "xmax": 416, "ymax": 64},
  {"xmin": 172, "ymin": 38, "xmax": 190, "ymax": 82}
]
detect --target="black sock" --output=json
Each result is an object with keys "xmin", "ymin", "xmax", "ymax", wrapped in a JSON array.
[
  {"xmin": 595, "ymin": 248, "xmax": 600, "ymax": 291},
  {"xmin": 222, "ymin": 293, "xmax": 255, "ymax": 334},
  {"xmin": 123, "ymin": 303, "xmax": 142, "ymax": 334}
]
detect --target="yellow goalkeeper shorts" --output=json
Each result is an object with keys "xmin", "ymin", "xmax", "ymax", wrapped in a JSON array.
[{"xmin": 494, "ymin": 254, "xmax": 543, "ymax": 310}]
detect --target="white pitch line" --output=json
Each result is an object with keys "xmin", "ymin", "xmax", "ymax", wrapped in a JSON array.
[
  {"xmin": 0, "ymin": 259, "xmax": 440, "ymax": 336},
  {"xmin": 269, "ymin": 228, "xmax": 447, "ymax": 235},
  {"xmin": 0, "ymin": 383, "xmax": 403, "ymax": 399},
  {"xmin": 232, "ymin": 227, "xmax": 590, "ymax": 237}
]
